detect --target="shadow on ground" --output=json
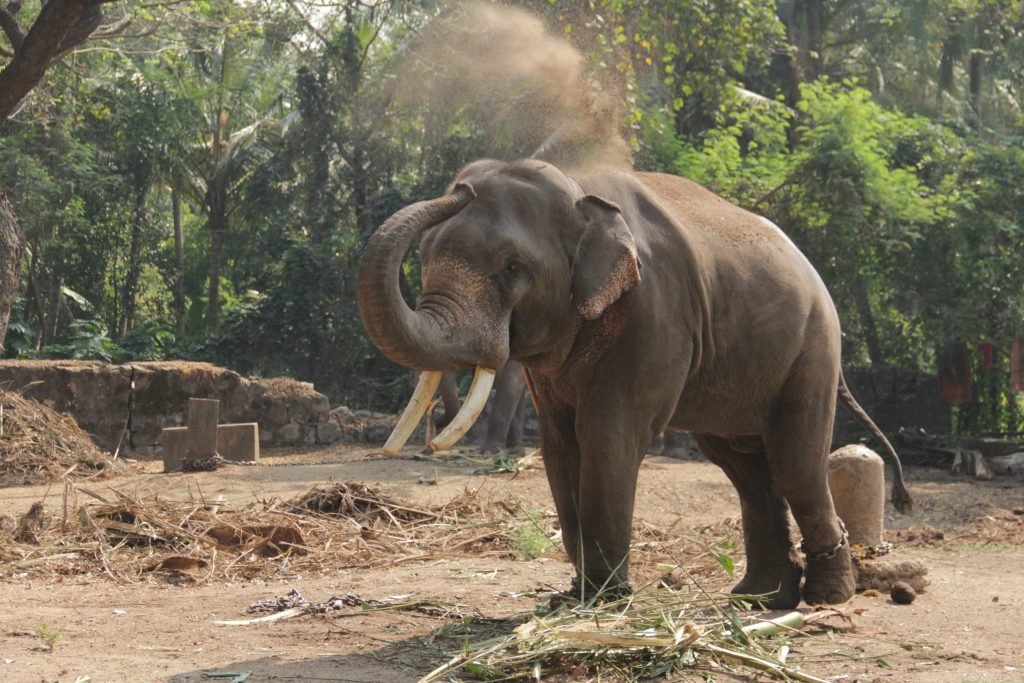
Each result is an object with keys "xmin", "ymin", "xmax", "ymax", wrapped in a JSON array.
[{"xmin": 167, "ymin": 616, "xmax": 526, "ymax": 683}]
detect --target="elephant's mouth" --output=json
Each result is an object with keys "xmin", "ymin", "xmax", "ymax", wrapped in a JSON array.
[{"xmin": 382, "ymin": 366, "xmax": 496, "ymax": 454}]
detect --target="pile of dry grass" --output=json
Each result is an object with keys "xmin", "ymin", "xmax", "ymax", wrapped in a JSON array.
[
  {"xmin": 0, "ymin": 389, "xmax": 125, "ymax": 487},
  {"xmin": 0, "ymin": 479, "xmax": 736, "ymax": 590},
  {"xmin": 419, "ymin": 591, "xmax": 847, "ymax": 683},
  {"xmin": 0, "ymin": 481, "xmax": 527, "ymax": 582}
]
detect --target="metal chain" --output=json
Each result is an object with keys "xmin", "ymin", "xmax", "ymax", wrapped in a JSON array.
[{"xmin": 800, "ymin": 519, "xmax": 849, "ymax": 562}]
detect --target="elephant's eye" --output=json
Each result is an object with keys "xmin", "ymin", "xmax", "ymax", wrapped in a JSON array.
[{"xmin": 499, "ymin": 257, "xmax": 530, "ymax": 289}]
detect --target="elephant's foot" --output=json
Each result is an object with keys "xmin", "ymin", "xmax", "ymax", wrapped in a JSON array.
[
  {"xmin": 730, "ymin": 557, "xmax": 803, "ymax": 609},
  {"xmin": 570, "ymin": 574, "xmax": 633, "ymax": 604},
  {"xmin": 801, "ymin": 538, "xmax": 856, "ymax": 605}
]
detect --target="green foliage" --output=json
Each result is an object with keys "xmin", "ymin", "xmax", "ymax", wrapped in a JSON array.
[
  {"xmin": 511, "ymin": 511, "xmax": 556, "ymax": 560},
  {"xmin": 35, "ymin": 623, "xmax": 64, "ymax": 651},
  {"xmin": 711, "ymin": 541, "xmax": 737, "ymax": 577},
  {"xmin": 673, "ymin": 88, "xmax": 793, "ymax": 203}
]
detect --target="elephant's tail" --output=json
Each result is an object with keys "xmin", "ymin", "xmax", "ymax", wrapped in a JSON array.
[{"xmin": 837, "ymin": 373, "xmax": 913, "ymax": 514}]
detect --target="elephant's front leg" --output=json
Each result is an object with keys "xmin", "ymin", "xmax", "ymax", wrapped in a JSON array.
[
  {"xmin": 573, "ymin": 437, "xmax": 644, "ymax": 595},
  {"xmin": 571, "ymin": 402, "xmax": 650, "ymax": 596},
  {"xmin": 534, "ymin": 377, "xmax": 647, "ymax": 598},
  {"xmin": 532, "ymin": 378, "xmax": 583, "ymax": 578}
]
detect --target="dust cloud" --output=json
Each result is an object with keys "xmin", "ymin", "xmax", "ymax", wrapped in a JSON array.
[{"xmin": 398, "ymin": 1, "xmax": 630, "ymax": 168}]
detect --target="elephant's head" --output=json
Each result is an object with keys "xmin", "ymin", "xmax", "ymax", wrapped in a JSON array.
[{"xmin": 357, "ymin": 159, "xmax": 641, "ymax": 451}]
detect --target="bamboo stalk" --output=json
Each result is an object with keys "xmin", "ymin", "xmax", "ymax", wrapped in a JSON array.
[{"xmin": 700, "ymin": 643, "xmax": 831, "ymax": 683}]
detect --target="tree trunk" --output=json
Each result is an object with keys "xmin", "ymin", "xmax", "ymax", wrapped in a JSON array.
[
  {"xmin": 968, "ymin": 50, "xmax": 982, "ymax": 128},
  {"xmin": 206, "ymin": 215, "xmax": 226, "ymax": 332},
  {"xmin": 118, "ymin": 182, "xmax": 150, "ymax": 338},
  {"xmin": 43, "ymin": 262, "xmax": 63, "ymax": 347},
  {"xmin": 172, "ymin": 189, "xmax": 186, "ymax": 336},
  {"xmin": 803, "ymin": 0, "xmax": 823, "ymax": 80},
  {"xmin": 25, "ymin": 252, "xmax": 45, "ymax": 349},
  {"xmin": 0, "ymin": 191, "xmax": 26, "ymax": 354},
  {"xmin": 852, "ymin": 275, "xmax": 885, "ymax": 366},
  {"xmin": 967, "ymin": 19, "xmax": 990, "ymax": 132},
  {"xmin": 205, "ymin": 182, "xmax": 228, "ymax": 332}
]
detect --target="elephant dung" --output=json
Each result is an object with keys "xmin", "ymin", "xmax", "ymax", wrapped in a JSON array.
[
  {"xmin": 828, "ymin": 444, "xmax": 886, "ymax": 547},
  {"xmin": 854, "ymin": 557, "xmax": 930, "ymax": 594}
]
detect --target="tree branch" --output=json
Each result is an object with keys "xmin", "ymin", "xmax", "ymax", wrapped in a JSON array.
[
  {"xmin": 0, "ymin": 5, "xmax": 25, "ymax": 51},
  {"xmin": 0, "ymin": 0, "xmax": 111, "ymax": 123}
]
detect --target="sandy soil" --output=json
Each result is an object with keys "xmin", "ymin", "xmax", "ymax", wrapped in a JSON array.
[{"xmin": 1, "ymin": 445, "xmax": 1023, "ymax": 683}]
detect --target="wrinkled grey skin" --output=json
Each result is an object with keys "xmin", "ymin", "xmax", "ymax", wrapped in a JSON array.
[
  {"xmin": 440, "ymin": 361, "xmax": 528, "ymax": 453},
  {"xmin": 357, "ymin": 159, "xmax": 911, "ymax": 607}
]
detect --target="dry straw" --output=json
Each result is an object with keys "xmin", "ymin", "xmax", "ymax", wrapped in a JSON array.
[
  {"xmin": 0, "ymin": 389, "xmax": 126, "ymax": 486},
  {"xmin": 417, "ymin": 587, "xmax": 844, "ymax": 682},
  {"xmin": 1, "ymin": 480, "xmax": 526, "ymax": 582}
]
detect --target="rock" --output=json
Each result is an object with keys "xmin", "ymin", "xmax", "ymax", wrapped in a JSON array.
[
  {"xmin": 278, "ymin": 422, "xmax": 302, "ymax": 444},
  {"xmin": 364, "ymin": 420, "xmax": 394, "ymax": 444},
  {"xmin": 989, "ymin": 452, "xmax": 1024, "ymax": 477},
  {"xmin": 890, "ymin": 581, "xmax": 917, "ymax": 604},
  {"xmin": 265, "ymin": 398, "xmax": 290, "ymax": 427},
  {"xmin": 301, "ymin": 424, "xmax": 317, "ymax": 445},
  {"xmin": 316, "ymin": 421, "xmax": 342, "ymax": 444},
  {"xmin": 331, "ymin": 405, "xmax": 355, "ymax": 420}
]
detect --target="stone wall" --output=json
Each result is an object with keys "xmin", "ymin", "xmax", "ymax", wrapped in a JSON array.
[{"xmin": 0, "ymin": 360, "xmax": 340, "ymax": 452}]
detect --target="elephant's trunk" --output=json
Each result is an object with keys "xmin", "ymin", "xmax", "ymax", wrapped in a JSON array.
[
  {"xmin": 358, "ymin": 185, "xmax": 498, "ymax": 454},
  {"xmin": 356, "ymin": 185, "xmax": 475, "ymax": 371}
]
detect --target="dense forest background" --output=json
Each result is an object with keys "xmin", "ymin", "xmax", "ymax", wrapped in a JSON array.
[{"xmin": 1, "ymin": 1, "xmax": 1022, "ymax": 436}]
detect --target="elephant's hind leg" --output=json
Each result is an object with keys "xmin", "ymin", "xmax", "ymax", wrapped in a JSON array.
[
  {"xmin": 695, "ymin": 434, "xmax": 803, "ymax": 609},
  {"xmin": 763, "ymin": 407, "xmax": 855, "ymax": 606}
]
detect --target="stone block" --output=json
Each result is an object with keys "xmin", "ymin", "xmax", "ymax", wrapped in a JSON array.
[
  {"xmin": 186, "ymin": 398, "xmax": 219, "ymax": 460},
  {"xmin": 161, "ymin": 426, "xmax": 187, "ymax": 473},
  {"xmin": 218, "ymin": 422, "xmax": 259, "ymax": 463}
]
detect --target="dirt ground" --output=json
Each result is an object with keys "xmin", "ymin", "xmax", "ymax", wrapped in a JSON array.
[{"xmin": 2, "ymin": 444, "xmax": 1023, "ymax": 683}]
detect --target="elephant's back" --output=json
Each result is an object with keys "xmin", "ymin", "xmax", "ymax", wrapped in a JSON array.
[{"xmin": 634, "ymin": 172, "xmax": 788, "ymax": 248}]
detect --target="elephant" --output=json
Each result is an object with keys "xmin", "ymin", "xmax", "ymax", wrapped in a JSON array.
[
  {"xmin": 439, "ymin": 361, "xmax": 529, "ymax": 453},
  {"xmin": 357, "ymin": 158, "xmax": 912, "ymax": 608},
  {"xmin": 479, "ymin": 359, "xmax": 528, "ymax": 453}
]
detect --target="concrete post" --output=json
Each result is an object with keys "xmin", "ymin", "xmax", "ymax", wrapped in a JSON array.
[
  {"xmin": 186, "ymin": 398, "xmax": 219, "ymax": 461},
  {"xmin": 161, "ymin": 427, "xmax": 187, "ymax": 473},
  {"xmin": 828, "ymin": 444, "xmax": 886, "ymax": 547}
]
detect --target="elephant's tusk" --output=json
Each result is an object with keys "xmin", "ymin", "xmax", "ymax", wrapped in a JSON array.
[
  {"xmin": 428, "ymin": 366, "xmax": 496, "ymax": 453},
  {"xmin": 382, "ymin": 370, "xmax": 443, "ymax": 454}
]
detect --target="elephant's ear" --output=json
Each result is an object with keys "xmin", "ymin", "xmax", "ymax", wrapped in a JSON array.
[{"xmin": 572, "ymin": 195, "xmax": 642, "ymax": 320}]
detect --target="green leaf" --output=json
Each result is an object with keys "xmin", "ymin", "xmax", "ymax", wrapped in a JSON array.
[{"xmin": 712, "ymin": 550, "xmax": 735, "ymax": 576}]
